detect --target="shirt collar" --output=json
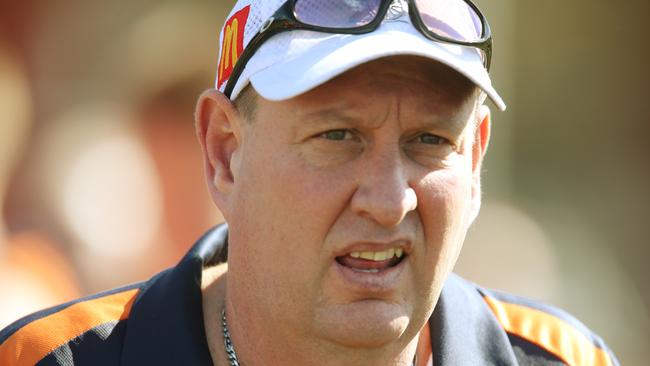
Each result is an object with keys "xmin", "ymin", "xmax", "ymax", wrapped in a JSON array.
[
  {"xmin": 121, "ymin": 224, "xmax": 518, "ymax": 365},
  {"xmin": 121, "ymin": 225, "xmax": 228, "ymax": 366},
  {"xmin": 429, "ymin": 273, "xmax": 519, "ymax": 365}
]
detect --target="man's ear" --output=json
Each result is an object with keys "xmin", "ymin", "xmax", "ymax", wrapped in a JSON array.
[
  {"xmin": 195, "ymin": 89, "xmax": 243, "ymax": 215},
  {"xmin": 469, "ymin": 104, "xmax": 491, "ymax": 224}
]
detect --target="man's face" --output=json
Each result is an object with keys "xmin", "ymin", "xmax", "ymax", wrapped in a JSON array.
[{"xmin": 224, "ymin": 56, "xmax": 487, "ymax": 350}]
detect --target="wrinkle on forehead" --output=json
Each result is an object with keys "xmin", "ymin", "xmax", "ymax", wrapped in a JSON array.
[{"xmin": 288, "ymin": 56, "xmax": 477, "ymax": 133}]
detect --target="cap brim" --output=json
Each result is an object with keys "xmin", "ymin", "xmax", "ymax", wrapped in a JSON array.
[{"xmin": 244, "ymin": 21, "xmax": 506, "ymax": 111}]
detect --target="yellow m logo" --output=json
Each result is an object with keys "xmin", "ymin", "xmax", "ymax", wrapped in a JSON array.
[
  {"xmin": 217, "ymin": 6, "xmax": 250, "ymax": 88},
  {"xmin": 219, "ymin": 19, "xmax": 240, "ymax": 81}
]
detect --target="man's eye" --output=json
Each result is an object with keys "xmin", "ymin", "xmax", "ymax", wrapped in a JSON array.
[
  {"xmin": 418, "ymin": 133, "xmax": 448, "ymax": 145},
  {"xmin": 320, "ymin": 130, "xmax": 352, "ymax": 141}
]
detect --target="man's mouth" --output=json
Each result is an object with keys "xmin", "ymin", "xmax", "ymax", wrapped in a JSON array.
[{"xmin": 335, "ymin": 248, "xmax": 406, "ymax": 273}]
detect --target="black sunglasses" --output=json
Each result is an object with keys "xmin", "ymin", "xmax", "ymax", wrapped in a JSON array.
[{"xmin": 224, "ymin": 0, "xmax": 492, "ymax": 99}]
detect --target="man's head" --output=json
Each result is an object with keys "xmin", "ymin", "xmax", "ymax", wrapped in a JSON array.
[{"xmin": 195, "ymin": 0, "xmax": 501, "ymax": 363}]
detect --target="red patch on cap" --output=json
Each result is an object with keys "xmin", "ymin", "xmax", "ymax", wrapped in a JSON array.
[{"xmin": 217, "ymin": 6, "xmax": 251, "ymax": 89}]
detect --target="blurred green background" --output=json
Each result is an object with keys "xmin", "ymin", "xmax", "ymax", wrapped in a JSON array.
[{"xmin": 0, "ymin": 0, "xmax": 648, "ymax": 364}]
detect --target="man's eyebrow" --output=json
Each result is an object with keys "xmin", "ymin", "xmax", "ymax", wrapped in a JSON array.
[
  {"xmin": 415, "ymin": 116, "xmax": 468, "ymax": 134},
  {"xmin": 297, "ymin": 105, "xmax": 470, "ymax": 133},
  {"xmin": 298, "ymin": 107, "xmax": 364, "ymax": 127},
  {"xmin": 412, "ymin": 100, "xmax": 474, "ymax": 133}
]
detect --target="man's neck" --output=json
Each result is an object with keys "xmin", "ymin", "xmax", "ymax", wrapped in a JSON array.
[
  {"xmin": 201, "ymin": 265, "xmax": 423, "ymax": 366},
  {"xmin": 202, "ymin": 264, "xmax": 229, "ymax": 365}
]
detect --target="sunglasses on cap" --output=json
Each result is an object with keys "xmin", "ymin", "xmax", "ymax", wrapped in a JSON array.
[{"xmin": 224, "ymin": 0, "xmax": 493, "ymax": 99}]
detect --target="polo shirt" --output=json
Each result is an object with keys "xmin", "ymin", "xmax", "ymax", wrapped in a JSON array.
[{"xmin": 0, "ymin": 225, "xmax": 620, "ymax": 365}]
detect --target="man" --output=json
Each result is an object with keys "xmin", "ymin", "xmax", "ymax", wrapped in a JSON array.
[{"xmin": 0, "ymin": 0, "xmax": 619, "ymax": 365}]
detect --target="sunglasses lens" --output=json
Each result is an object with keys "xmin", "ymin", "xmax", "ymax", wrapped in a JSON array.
[
  {"xmin": 295, "ymin": 0, "xmax": 382, "ymax": 29},
  {"xmin": 414, "ymin": 0, "xmax": 484, "ymax": 42}
]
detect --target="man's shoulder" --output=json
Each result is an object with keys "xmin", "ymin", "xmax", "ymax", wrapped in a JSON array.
[
  {"xmin": 0, "ymin": 283, "xmax": 142, "ymax": 365},
  {"xmin": 448, "ymin": 275, "xmax": 619, "ymax": 366}
]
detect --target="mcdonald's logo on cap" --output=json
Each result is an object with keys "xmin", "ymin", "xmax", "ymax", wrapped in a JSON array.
[{"xmin": 218, "ymin": 6, "xmax": 251, "ymax": 89}]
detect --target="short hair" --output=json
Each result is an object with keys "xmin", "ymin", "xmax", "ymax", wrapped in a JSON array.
[{"xmin": 233, "ymin": 84, "xmax": 257, "ymax": 123}]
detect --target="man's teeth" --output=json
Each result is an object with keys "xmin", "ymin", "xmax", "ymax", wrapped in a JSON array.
[{"xmin": 349, "ymin": 248, "xmax": 404, "ymax": 261}]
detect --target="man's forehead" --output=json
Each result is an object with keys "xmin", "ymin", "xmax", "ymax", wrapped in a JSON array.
[
  {"xmin": 272, "ymin": 56, "xmax": 478, "ymax": 119},
  {"xmin": 237, "ymin": 56, "xmax": 480, "ymax": 126}
]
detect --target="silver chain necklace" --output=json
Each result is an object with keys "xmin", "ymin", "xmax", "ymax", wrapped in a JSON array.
[{"xmin": 222, "ymin": 308, "xmax": 241, "ymax": 366}]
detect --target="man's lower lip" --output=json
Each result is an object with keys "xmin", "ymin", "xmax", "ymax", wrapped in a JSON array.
[{"xmin": 334, "ymin": 256, "xmax": 406, "ymax": 292}]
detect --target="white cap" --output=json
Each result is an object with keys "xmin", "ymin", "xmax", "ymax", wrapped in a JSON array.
[{"xmin": 215, "ymin": 0, "xmax": 506, "ymax": 111}]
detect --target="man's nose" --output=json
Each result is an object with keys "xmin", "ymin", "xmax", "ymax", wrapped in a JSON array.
[{"xmin": 350, "ymin": 152, "xmax": 417, "ymax": 228}]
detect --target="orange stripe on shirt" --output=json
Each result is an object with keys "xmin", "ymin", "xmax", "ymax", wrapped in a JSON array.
[
  {"xmin": 0, "ymin": 289, "xmax": 138, "ymax": 366},
  {"xmin": 416, "ymin": 322, "xmax": 433, "ymax": 366},
  {"xmin": 483, "ymin": 295, "xmax": 612, "ymax": 366}
]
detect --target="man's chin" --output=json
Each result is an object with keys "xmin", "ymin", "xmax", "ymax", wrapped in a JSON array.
[{"xmin": 314, "ymin": 300, "xmax": 411, "ymax": 349}]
